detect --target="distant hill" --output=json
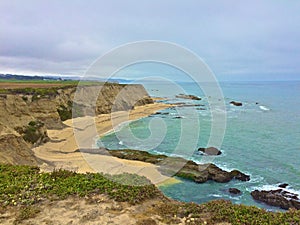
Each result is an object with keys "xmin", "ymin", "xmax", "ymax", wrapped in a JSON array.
[
  {"xmin": 0, "ymin": 74, "xmax": 136, "ymax": 84},
  {"xmin": 0, "ymin": 74, "xmax": 62, "ymax": 81}
]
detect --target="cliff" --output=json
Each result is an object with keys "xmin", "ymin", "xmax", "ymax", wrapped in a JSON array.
[{"xmin": 0, "ymin": 83, "xmax": 153, "ymax": 165}]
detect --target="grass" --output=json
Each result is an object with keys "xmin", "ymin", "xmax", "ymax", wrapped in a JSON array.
[
  {"xmin": 0, "ymin": 79, "xmax": 105, "ymax": 94},
  {"xmin": 0, "ymin": 164, "xmax": 160, "ymax": 207}
]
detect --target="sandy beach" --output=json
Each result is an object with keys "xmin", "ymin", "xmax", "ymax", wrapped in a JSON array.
[{"xmin": 33, "ymin": 102, "xmax": 179, "ymax": 185}]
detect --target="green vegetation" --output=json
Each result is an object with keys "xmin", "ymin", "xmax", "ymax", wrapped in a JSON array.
[
  {"xmin": 0, "ymin": 164, "xmax": 160, "ymax": 207},
  {"xmin": 1, "ymin": 86, "xmax": 72, "ymax": 97},
  {"xmin": 57, "ymin": 101, "xmax": 84, "ymax": 121},
  {"xmin": 57, "ymin": 104, "xmax": 72, "ymax": 121},
  {"xmin": 1, "ymin": 164, "xmax": 300, "ymax": 224},
  {"xmin": 108, "ymin": 149, "xmax": 167, "ymax": 164},
  {"xmin": 14, "ymin": 206, "xmax": 41, "ymax": 224},
  {"xmin": 157, "ymin": 200, "xmax": 300, "ymax": 225},
  {"xmin": 0, "ymin": 80, "xmax": 105, "ymax": 95},
  {"xmin": 201, "ymin": 200, "xmax": 300, "ymax": 225},
  {"xmin": 16, "ymin": 121, "xmax": 46, "ymax": 144},
  {"xmin": 21, "ymin": 95, "xmax": 28, "ymax": 101}
]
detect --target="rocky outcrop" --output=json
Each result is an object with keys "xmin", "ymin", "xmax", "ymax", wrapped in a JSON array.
[
  {"xmin": 74, "ymin": 84, "xmax": 153, "ymax": 116},
  {"xmin": 0, "ymin": 83, "xmax": 153, "ymax": 166},
  {"xmin": 173, "ymin": 162, "xmax": 250, "ymax": 183},
  {"xmin": 105, "ymin": 149, "xmax": 250, "ymax": 184},
  {"xmin": 251, "ymin": 189, "xmax": 300, "ymax": 210},
  {"xmin": 228, "ymin": 188, "xmax": 242, "ymax": 195},
  {"xmin": 198, "ymin": 147, "xmax": 221, "ymax": 156},
  {"xmin": 176, "ymin": 94, "xmax": 201, "ymax": 100},
  {"xmin": 230, "ymin": 101, "xmax": 243, "ymax": 106}
]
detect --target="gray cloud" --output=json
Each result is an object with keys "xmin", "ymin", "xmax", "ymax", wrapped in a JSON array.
[{"xmin": 0, "ymin": 0, "xmax": 300, "ymax": 80}]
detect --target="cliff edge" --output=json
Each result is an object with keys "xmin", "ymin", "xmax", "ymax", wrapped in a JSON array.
[{"xmin": 0, "ymin": 83, "xmax": 153, "ymax": 165}]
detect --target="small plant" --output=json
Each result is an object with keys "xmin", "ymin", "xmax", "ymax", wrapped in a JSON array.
[
  {"xmin": 21, "ymin": 121, "xmax": 45, "ymax": 144},
  {"xmin": 14, "ymin": 206, "xmax": 41, "ymax": 224},
  {"xmin": 57, "ymin": 104, "xmax": 72, "ymax": 121},
  {"xmin": 57, "ymin": 102, "xmax": 84, "ymax": 121},
  {"xmin": 21, "ymin": 96, "xmax": 28, "ymax": 101}
]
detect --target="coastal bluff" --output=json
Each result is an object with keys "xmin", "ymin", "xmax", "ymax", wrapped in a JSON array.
[{"xmin": 0, "ymin": 83, "xmax": 153, "ymax": 165}]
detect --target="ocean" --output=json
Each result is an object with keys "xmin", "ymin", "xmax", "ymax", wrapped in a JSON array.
[{"xmin": 98, "ymin": 80, "xmax": 300, "ymax": 210}]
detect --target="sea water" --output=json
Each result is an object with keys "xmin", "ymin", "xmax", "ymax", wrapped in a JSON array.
[{"xmin": 99, "ymin": 80, "xmax": 300, "ymax": 210}]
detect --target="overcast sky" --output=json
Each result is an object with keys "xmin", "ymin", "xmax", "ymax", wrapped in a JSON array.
[{"xmin": 1, "ymin": 0, "xmax": 300, "ymax": 81}]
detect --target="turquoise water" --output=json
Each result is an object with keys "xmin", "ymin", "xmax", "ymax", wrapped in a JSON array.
[{"xmin": 99, "ymin": 81, "xmax": 300, "ymax": 210}]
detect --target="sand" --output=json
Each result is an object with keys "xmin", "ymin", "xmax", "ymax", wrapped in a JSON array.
[{"xmin": 33, "ymin": 102, "xmax": 180, "ymax": 185}]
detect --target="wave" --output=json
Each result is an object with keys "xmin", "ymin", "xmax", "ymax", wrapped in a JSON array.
[
  {"xmin": 209, "ymin": 194, "xmax": 222, "ymax": 198},
  {"xmin": 259, "ymin": 105, "xmax": 270, "ymax": 111},
  {"xmin": 112, "ymin": 120, "xmax": 133, "ymax": 133}
]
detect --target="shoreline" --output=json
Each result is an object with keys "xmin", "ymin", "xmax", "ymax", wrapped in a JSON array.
[{"xmin": 33, "ymin": 102, "xmax": 180, "ymax": 185}]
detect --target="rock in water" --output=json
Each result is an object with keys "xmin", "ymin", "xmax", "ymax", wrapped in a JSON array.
[
  {"xmin": 173, "ymin": 116, "xmax": 184, "ymax": 119},
  {"xmin": 229, "ymin": 188, "xmax": 242, "ymax": 195},
  {"xmin": 251, "ymin": 189, "xmax": 300, "ymax": 210},
  {"xmin": 230, "ymin": 101, "xmax": 243, "ymax": 106},
  {"xmin": 278, "ymin": 183, "xmax": 289, "ymax": 188},
  {"xmin": 176, "ymin": 94, "xmax": 201, "ymax": 100},
  {"xmin": 198, "ymin": 147, "xmax": 222, "ymax": 155},
  {"xmin": 229, "ymin": 170, "xmax": 250, "ymax": 181}
]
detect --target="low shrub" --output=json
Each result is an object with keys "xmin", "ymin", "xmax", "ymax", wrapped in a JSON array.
[{"xmin": 0, "ymin": 164, "xmax": 160, "ymax": 207}]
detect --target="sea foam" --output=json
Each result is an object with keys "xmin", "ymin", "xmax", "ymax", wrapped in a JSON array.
[{"xmin": 259, "ymin": 105, "xmax": 270, "ymax": 111}]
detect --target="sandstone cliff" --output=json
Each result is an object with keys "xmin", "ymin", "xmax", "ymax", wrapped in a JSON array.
[{"xmin": 0, "ymin": 83, "xmax": 153, "ymax": 165}]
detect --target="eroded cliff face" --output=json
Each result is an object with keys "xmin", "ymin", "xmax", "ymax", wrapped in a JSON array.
[
  {"xmin": 0, "ymin": 83, "xmax": 153, "ymax": 165},
  {"xmin": 0, "ymin": 123, "xmax": 38, "ymax": 165}
]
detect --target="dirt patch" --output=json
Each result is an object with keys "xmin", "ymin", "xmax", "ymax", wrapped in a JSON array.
[
  {"xmin": 0, "ymin": 195, "xmax": 171, "ymax": 225},
  {"xmin": 0, "ymin": 82, "xmax": 71, "ymax": 89}
]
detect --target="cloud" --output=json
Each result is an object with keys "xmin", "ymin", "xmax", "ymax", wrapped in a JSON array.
[{"xmin": 0, "ymin": 0, "xmax": 300, "ymax": 80}]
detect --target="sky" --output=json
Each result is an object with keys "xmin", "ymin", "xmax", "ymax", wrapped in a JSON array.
[{"xmin": 0, "ymin": 0, "xmax": 300, "ymax": 81}]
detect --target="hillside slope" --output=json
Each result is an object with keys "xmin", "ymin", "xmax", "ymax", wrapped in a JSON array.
[{"xmin": 0, "ymin": 83, "xmax": 153, "ymax": 165}]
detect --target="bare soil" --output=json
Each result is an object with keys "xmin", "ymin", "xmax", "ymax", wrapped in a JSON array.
[{"xmin": 0, "ymin": 82, "xmax": 70, "ymax": 89}]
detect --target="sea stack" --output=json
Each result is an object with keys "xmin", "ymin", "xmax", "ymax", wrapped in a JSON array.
[{"xmin": 198, "ymin": 147, "xmax": 222, "ymax": 156}]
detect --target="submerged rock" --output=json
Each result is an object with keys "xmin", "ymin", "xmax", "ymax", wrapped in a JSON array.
[
  {"xmin": 175, "ymin": 103, "xmax": 205, "ymax": 107},
  {"xmin": 230, "ymin": 101, "xmax": 243, "ymax": 106},
  {"xmin": 173, "ymin": 116, "xmax": 184, "ymax": 119},
  {"xmin": 198, "ymin": 147, "xmax": 221, "ymax": 156},
  {"xmin": 176, "ymin": 94, "xmax": 201, "ymax": 100},
  {"xmin": 251, "ymin": 189, "xmax": 300, "ymax": 210},
  {"xmin": 156, "ymin": 112, "xmax": 169, "ymax": 115},
  {"xmin": 228, "ymin": 188, "xmax": 242, "ymax": 195}
]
